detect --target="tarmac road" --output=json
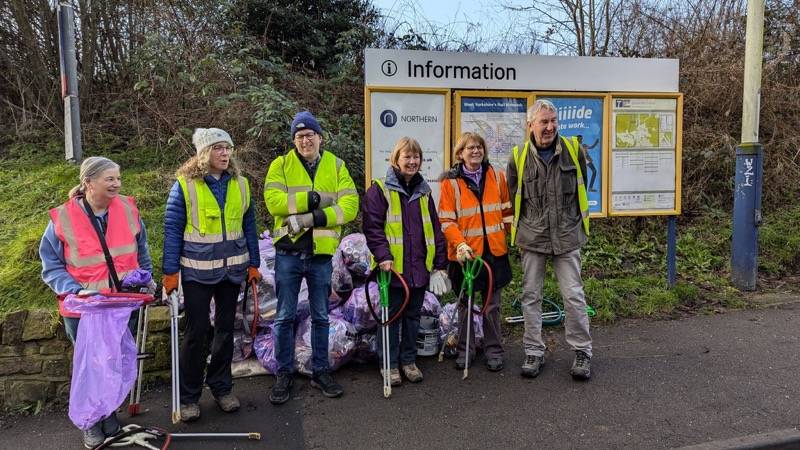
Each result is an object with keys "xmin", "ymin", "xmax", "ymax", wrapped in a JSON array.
[{"xmin": 2, "ymin": 300, "xmax": 799, "ymax": 449}]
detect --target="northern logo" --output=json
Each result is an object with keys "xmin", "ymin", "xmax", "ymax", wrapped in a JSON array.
[{"xmin": 380, "ymin": 110, "xmax": 397, "ymax": 127}]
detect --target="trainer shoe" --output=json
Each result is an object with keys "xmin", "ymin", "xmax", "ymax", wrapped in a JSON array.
[
  {"xmin": 521, "ymin": 354, "xmax": 545, "ymax": 378},
  {"xmin": 401, "ymin": 363, "xmax": 423, "ymax": 382},
  {"xmin": 100, "ymin": 411, "xmax": 121, "ymax": 436},
  {"xmin": 82, "ymin": 422, "xmax": 105, "ymax": 449},
  {"xmin": 455, "ymin": 354, "xmax": 474, "ymax": 370},
  {"xmin": 486, "ymin": 357, "xmax": 504, "ymax": 372},
  {"xmin": 570, "ymin": 350, "xmax": 591, "ymax": 380},
  {"xmin": 214, "ymin": 393, "xmax": 240, "ymax": 412},
  {"xmin": 269, "ymin": 373, "xmax": 293, "ymax": 405},
  {"xmin": 310, "ymin": 371, "xmax": 344, "ymax": 398},
  {"xmin": 179, "ymin": 403, "xmax": 200, "ymax": 422},
  {"xmin": 381, "ymin": 368, "xmax": 402, "ymax": 386}
]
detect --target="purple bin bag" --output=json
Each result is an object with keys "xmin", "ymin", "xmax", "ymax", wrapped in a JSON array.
[
  {"xmin": 422, "ymin": 291, "xmax": 442, "ymax": 316},
  {"xmin": 294, "ymin": 311, "xmax": 357, "ymax": 376},
  {"xmin": 341, "ymin": 282, "xmax": 380, "ymax": 333},
  {"xmin": 63, "ymin": 294, "xmax": 141, "ymax": 430},
  {"xmin": 121, "ymin": 269, "xmax": 152, "ymax": 289},
  {"xmin": 253, "ymin": 325, "xmax": 279, "ymax": 375}
]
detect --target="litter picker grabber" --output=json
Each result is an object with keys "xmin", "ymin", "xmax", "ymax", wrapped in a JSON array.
[
  {"xmin": 365, "ymin": 268, "xmax": 410, "ymax": 398},
  {"xmin": 128, "ymin": 302, "xmax": 152, "ymax": 416},
  {"xmin": 458, "ymin": 257, "xmax": 493, "ymax": 380},
  {"xmin": 166, "ymin": 290, "xmax": 181, "ymax": 424},
  {"xmin": 94, "ymin": 424, "xmax": 261, "ymax": 449},
  {"xmin": 242, "ymin": 279, "xmax": 260, "ymax": 356}
]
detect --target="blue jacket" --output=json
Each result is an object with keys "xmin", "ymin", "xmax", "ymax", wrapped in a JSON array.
[
  {"xmin": 40, "ymin": 213, "xmax": 153, "ymax": 295},
  {"xmin": 162, "ymin": 172, "xmax": 260, "ymax": 282}
]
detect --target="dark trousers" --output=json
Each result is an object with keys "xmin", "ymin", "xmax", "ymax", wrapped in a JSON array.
[
  {"xmin": 377, "ymin": 286, "xmax": 426, "ymax": 368},
  {"xmin": 458, "ymin": 286, "xmax": 504, "ymax": 360},
  {"xmin": 180, "ymin": 279, "xmax": 240, "ymax": 404}
]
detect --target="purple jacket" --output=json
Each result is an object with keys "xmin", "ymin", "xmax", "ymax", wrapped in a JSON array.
[{"xmin": 363, "ymin": 168, "xmax": 448, "ymax": 289}]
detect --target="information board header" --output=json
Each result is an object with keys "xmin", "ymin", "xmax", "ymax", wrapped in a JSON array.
[{"xmin": 365, "ymin": 49, "xmax": 679, "ymax": 93}]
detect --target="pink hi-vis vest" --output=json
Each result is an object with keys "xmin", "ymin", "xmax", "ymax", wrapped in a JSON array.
[{"xmin": 50, "ymin": 196, "xmax": 141, "ymax": 317}]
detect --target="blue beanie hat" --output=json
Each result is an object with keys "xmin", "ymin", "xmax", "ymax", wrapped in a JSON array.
[{"xmin": 291, "ymin": 111, "xmax": 322, "ymax": 138}]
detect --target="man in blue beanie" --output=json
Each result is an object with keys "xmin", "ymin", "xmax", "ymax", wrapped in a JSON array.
[{"xmin": 264, "ymin": 111, "xmax": 359, "ymax": 404}]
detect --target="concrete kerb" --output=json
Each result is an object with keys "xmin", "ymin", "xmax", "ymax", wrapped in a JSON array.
[{"xmin": 678, "ymin": 428, "xmax": 800, "ymax": 450}]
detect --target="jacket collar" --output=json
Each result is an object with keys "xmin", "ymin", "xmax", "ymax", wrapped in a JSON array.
[{"xmin": 384, "ymin": 167, "xmax": 431, "ymax": 202}]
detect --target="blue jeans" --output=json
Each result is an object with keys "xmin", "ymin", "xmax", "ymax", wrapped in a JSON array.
[{"xmin": 274, "ymin": 254, "xmax": 333, "ymax": 375}]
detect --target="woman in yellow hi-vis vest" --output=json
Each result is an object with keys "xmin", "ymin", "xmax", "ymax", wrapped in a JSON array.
[
  {"xmin": 363, "ymin": 137, "xmax": 450, "ymax": 386},
  {"xmin": 162, "ymin": 128, "xmax": 261, "ymax": 422}
]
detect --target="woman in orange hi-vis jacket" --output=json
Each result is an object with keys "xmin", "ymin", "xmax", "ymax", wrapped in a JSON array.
[{"xmin": 439, "ymin": 132, "xmax": 514, "ymax": 372}]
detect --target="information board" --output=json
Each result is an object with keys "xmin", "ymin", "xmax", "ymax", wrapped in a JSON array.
[
  {"xmin": 610, "ymin": 96, "xmax": 682, "ymax": 215},
  {"xmin": 540, "ymin": 95, "xmax": 606, "ymax": 216},
  {"xmin": 454, "ymin": 91, "xmax": 528, "ymax": 172},
  {"xmin": 366, "ymin": 88, "xmax": 450, "ymax": 202}
]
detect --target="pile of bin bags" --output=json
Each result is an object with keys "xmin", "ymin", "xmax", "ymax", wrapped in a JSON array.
[{"xmin": 227, "ymin": 232, "xmax": 484, "ymax": 376}]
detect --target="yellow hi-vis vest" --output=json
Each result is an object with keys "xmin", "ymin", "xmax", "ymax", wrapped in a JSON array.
[
  {"xmin": 510, "ymin": 136, "xmax": 590, "ymax": 246},
  {"xmin": 264, "ymin": 150, "xmax": 359, "ymax": 256},
  {"xmin": 372, "ymin": 178, "xmax": 435, "ymax": 273},
  {"xmin": 178, "ymin": 175, "xmax": 250, "ymax": 282}
]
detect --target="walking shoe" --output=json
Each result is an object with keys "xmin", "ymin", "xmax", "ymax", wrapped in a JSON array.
[
  {"xmin": 520, "ymin": 354, "xmax": 545, "ymax": 378},
  {"xmin": 401, "ymin": 363, "xmax": 423, "ymax": 382},
  {"xmin": 269, "ymin": 373, "xmax": 293, "ymax": 405},
  {"xmin": 214, "ymin": 393, "xmax": 240, "ymax": 412},
  {"xmin": 570, "ymin": 350, "xmax": 592, "ymax": 380},
  {"xmin": 486, "ymin": 357, "xmax": 504, "ymax": 372},
  {"xmin": 82, "ymin": 422, "xmax": 105, "ymax": 449},
  {"xmin": 100, "ymin": 411, "xmax": 121, "ymax": 436},
  {"xmin": 179, "ymin": 403, "xmax": 200, "ymax": 422},
  {"xmin": 455, "ymin": 354, "xmax": 474, "ymax": 370},
  {"xmin": 381, "ymin": 368, "xmax": 402, "ymax": 386},
  {"xmin": 311, "ymin": 371, "xmax": 344, "ymax": 398}
]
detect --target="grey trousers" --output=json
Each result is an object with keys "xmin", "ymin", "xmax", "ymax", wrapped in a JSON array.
[
  {"xmin": 458, "ymin": 286, "xmax": 504, "ymax": 360},
  {"xmin": 520, "ymin": 249, "xmax": 592, "ymax": 357}
]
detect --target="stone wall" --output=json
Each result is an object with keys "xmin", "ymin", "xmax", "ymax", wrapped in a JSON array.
[{"xmin": 0, "ymin": 306, "xmax": 172, "ymax": 411}]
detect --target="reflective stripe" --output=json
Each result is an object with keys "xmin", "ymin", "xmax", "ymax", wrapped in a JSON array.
[
  {"xmin": 287, "ymin": 186, "xmax": 308, "ymax": 194},
  {"xmin": 119, "ymin": 198, "xmax": 139, "ymax": 237},
  {"xmin": 338, "ymin": 188, "xmax": 357, "ymax": 197},
  {"xmin": 502, "ymin": 215, "xmax": 514, "ymax": 224},
  {"xmin": 386, "ymin": 236, "xmax": 403, "ymax": 245},
  {"xmin": 238, "ymin": 176, "xmax": 249, "ymax": 211},
  {"xmin": 439, "ymin": 210, "xmax": 457, "ymax": 219},
  {"xmin": 227, "ymin": 252, "xmax": 249, "ymax": 266},
  {"xmin": 449, "ymin": 179, "xmax": 461, "ymax": 215},
  {"xmin": 183, "ymin": 230, "xmax": 242, "ymax": 243},
  {"xmin": 501, "ymin": 201, "xmax": 512, "ymax": 209},
  {"xmin": 180, "ymin": 257, "xmax": 223, "ymax": 270},
  {"xmin": 463, "ymin": 223, "xmax": 503, "ymax": 237},
  {"xmin": 441, "ymin": 222, "xmax": 458, "ymax": 230},
  {"xmin": 313, "ymin": 229, "xmax": 340, "ymax": 239},
  {"xmin": 265, "ymin": 182, "xmax": 287, "ymax": 192},
  {"xmin": 186, "ymin": 179, "xmax": 201, "ymax": 231},
  {"xmin": 57, "ymin": 202, "xmax": 139, "ymax": 267},
  {"xmin": 331, "ymin": 204, "xmax": 345, "ymax": 224},
  {"xmin": 80, "ymin": 280, "xmax": 109, "ymax": 290},
  {"xmin": 288, "ymin": 194, "xmax": 297, "ymax": 214}
]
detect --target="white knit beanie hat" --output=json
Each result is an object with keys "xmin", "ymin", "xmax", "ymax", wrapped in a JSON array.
[{"xmin": 192, "ymin": 128, "xmax": 233, "ymax": 154}]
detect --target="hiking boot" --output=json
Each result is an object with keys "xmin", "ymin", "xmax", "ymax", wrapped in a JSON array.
[
  {"xmin": 486, "ymin": 357, "xmax": 504, "ymax": 372},
  {"xmin": 311, "ymin": 371, "xmax": 344, "ymax": 398},
  {"xmin": 381, "ymin": 368, "xmax": 402, "ymax": 386},
  {"xmin": 401, "ymin": 363, "xmax": 423, "ymax": 383},
  {"xmin": 269, "ymin": 373, "xmax": 293, "ymax": 405},
  {"xmin": 82, "ymin": 422, "xmax": 104, "ymax": 449},
  {"xmin": 570, "ymin": 350, "xmax": 592, "ymax": 380},
  {"xmin": 100, "ymin": 411, "xmax": 121, "ymax": 436},
  {"xmin": 521, "ymin": 354, "xmax": 545, "ymax": 378},
  {"xmin": 214, "ymin": 393, "xmax": 240, "ymax": 412},
  {"xmin": 180, "ymin": 403, "xmax": 200, "ymax": 422}
]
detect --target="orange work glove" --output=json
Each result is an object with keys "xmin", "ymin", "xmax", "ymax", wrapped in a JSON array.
[
  {"xmin": 247, "ymin": 266, "xmax": 262, "ymax": 284},
  {"xmin": 162, "ymin": 273, "xmax": 179, "ymax": 295}
]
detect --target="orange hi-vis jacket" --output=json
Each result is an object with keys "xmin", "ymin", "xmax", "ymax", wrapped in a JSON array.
[
  {"xmin": 50, "ymin": 196, "xmax": 141, "ymax": 317},
  {"xmin": 438, "ymin": 164, "xmax": 513, "ymax": 261}
]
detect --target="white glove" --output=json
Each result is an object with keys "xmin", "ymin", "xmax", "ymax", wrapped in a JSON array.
[
  {"xmin": 378, "ymin": 260, "xmax": 393, "ymax": 272},
  {"xmin": 456, "ymin": 242, "xmax": 475, "ymax": 263},
  {"xmin": 428, "ymin": 270, "xmax": 451, "ymax": 296},
  {"xmin": 286, "ymin": 213, "xmax": 314, "ymax": 235}
]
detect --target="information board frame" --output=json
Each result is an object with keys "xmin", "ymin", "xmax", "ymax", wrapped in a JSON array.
[
  {"xmin": 364, "ymin": 86, "xmax": 452, "ymax": 199},
  {"xmin": 608, "ymin": 92, "xmax": 683, "ymax": 216},
  {"xmin": 532, "ymin": 91, "xmax": 610, "ymax": 217}
]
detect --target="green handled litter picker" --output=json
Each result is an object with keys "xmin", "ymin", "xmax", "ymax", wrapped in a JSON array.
[{"xmin": 365, "ymin": 268, "xmax": 409, "ymax": 398}]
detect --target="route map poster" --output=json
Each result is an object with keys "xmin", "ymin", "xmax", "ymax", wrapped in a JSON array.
[
  {"xmin": 541, "ymin": 96, "xmax": 604, "ymax": 214},
  {"xmin": 611, "ymin": 97, "xmax": 678, "ymax": 212},
  {"xmin": 458, "ymin": 97, "xmax": 527, "ymax": 172}
]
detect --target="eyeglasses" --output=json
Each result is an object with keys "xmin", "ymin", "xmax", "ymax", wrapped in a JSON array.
[
  {"xmin": 211, "ymin": 144, "xmax": 233, "ymax": 153},
  {"xmin": 294, "ymin": 132, "xmax": 317, "ymax": 142},
  {"xmin": 465, "ymin": 144, "xmax": 484, "ymax": 151}
]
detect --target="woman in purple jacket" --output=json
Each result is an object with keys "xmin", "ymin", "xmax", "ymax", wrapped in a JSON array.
[{"xmin": 363, "ymin": 137, "xmax": 450, "ymax": 386}]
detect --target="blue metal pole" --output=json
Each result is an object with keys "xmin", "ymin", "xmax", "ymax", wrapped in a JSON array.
[
  {"xmin": 731, "ymin": 143, "xmax": 763, "ymax": 290},
  {"xmin": 667, "ymin": 216, "xmax": 676, "ymax": 288}
]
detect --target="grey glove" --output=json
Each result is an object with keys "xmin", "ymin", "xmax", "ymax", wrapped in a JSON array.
[
  {"xmin": 77, "ymin": 289, "xmax": 100, "ymax": 296},
  {"xmin": 286, "ymin": 213, "xmax": 314, "ymax": 235},
  {"xmin": 318, "ymin": 193, "xmax": 336, "ymax": 208}
]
